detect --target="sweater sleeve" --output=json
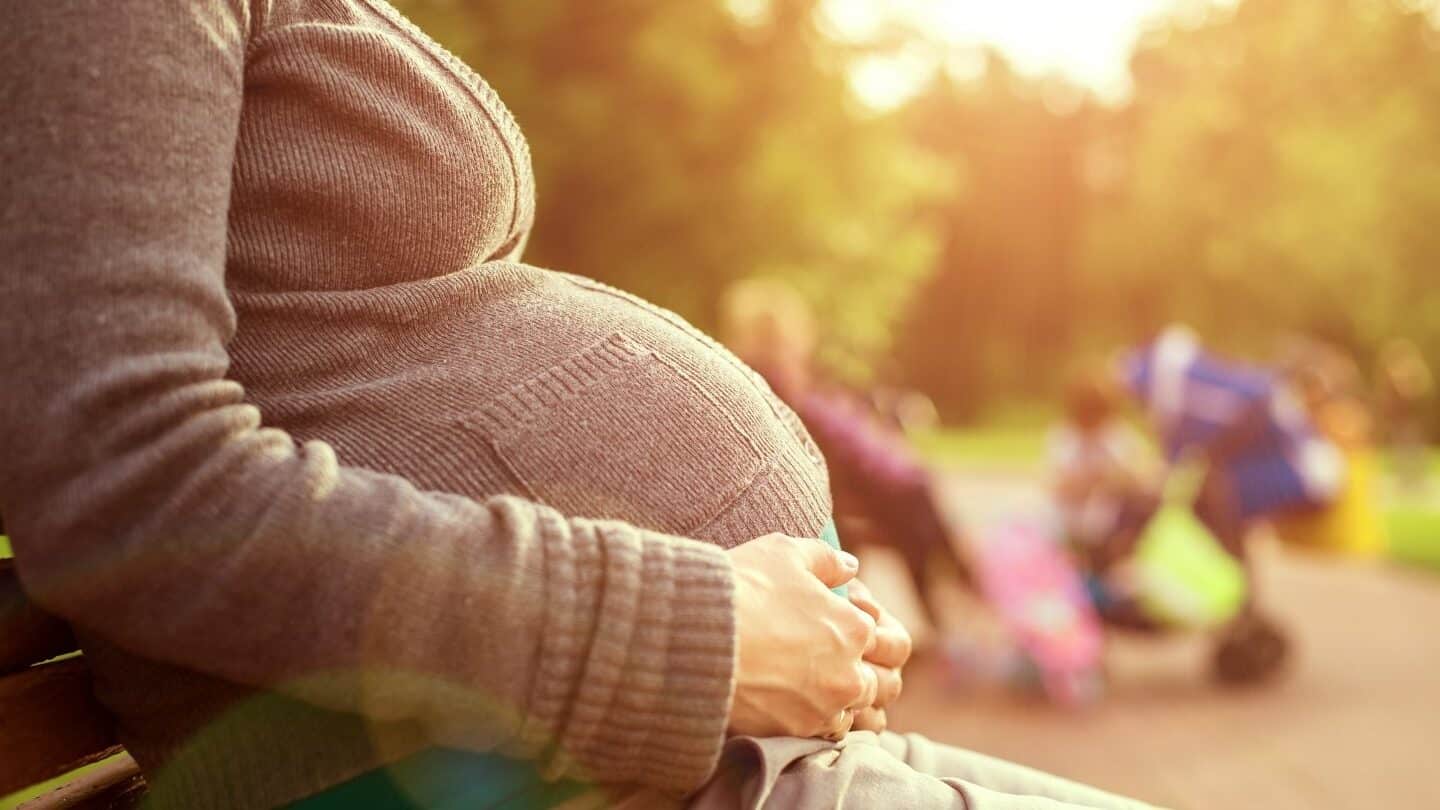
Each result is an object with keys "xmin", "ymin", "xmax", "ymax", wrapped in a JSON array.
[{"xmin": 0, "ymin": 0, "xmax": 734, "ymax": 794}]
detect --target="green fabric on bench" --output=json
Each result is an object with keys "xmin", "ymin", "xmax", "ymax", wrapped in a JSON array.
[{"xmin": 287, "ymin": 749, "xmax": 588, "ymax": 810}]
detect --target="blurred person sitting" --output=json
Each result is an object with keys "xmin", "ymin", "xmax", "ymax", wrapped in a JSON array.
[{"xmin": 719, "ymin": 278, "xmax": 970, "ymax": 637}]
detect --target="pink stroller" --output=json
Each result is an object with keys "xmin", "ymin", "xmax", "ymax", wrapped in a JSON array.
[{"xmin": 972, "ymin": 518, "xmax": 1105, "ymax": 707}]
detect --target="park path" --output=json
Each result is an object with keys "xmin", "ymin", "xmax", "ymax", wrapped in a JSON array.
[{"xmin": 876, "ymin": 468, "xmax": 1440, "ymax": 810}]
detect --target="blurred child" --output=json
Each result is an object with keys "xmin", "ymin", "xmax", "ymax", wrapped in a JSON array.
[{"xmin": 1048, "ymin": 370, "xmax": 1158, "ymax": 568}]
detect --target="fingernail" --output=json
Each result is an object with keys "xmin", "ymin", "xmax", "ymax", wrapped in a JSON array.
[{"xmin": 838, "ymin": 551, "xmax": 859, "ymax": 571}]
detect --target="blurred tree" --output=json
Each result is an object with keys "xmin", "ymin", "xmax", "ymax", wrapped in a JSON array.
[
  {"xmin": 394, "ymin": 0, "xmax": 944, "ymax": 380},
  {"xmin": 1083, "ymin": 0, "xmax": 1440, "ymax": 397},
  {"xmin": 891, "ymin": 58, "xmax": 1091, "ymax": 420},
  {"xmin": 392, "ymin": 0, "xmax": 1440, "ymax": 424}
]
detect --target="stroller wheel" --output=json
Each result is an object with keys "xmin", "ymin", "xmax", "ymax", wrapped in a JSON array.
[{"xmin": 1210, "ymin": 612, "xmax": 1290, "ymax": 685}]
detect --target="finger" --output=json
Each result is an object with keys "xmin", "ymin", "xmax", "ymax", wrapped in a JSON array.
[
  {"xmin": 852, "ymin": 706, "xmax": 887, "ymax": 733},
  {"xmin": 842, "ymin": 603, "xmax": 878, "ymax": 656},
  {"xmin": 796, "ymin": 539, "xmax": 860, "ymax": 589},
  {"xmin": 870, "ymin": 665, "xmax": 903, "ymax": 709},
  {"xmin": 850, "ymin": 662, "xmax": 880, "ymax": 710},
  {"xmin": 847, "ymin": 578, "xmax": 873, "ymax": 602},
  {"xmin": 847, "ymin": 580, "xmax": 882, "ymax": 620},
  {"xmin": 821, "ymin": 707, "xmax": 856, "ymax": 741},
  {"xmin": 865, "ymin": 622, "xmax": 912, "ymax": 670}
]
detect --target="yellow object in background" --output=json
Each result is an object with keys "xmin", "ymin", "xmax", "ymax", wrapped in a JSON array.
[{"xmin": 1272, "ymin": 448, "xmax": 1388, "ymax": 557}]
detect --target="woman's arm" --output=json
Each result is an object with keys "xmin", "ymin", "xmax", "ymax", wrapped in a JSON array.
[{"xmin": 1, "ymin": 0, "xmax": 736, "ymax": 792}]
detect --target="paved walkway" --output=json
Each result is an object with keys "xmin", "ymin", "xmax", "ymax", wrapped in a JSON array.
[{"xmin": 879, "ymin": 471, "xmax": 1440, "ymax": 809}]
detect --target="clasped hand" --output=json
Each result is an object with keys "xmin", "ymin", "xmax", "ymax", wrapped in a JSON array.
[{"xmin": 726, "ymin": 535, "xmax": 913, "ymax": 741}]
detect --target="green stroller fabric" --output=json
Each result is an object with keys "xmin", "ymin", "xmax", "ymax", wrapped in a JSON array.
[{"xmin": 1133, "ymin": 461, "xmax": 1247, "ymax": 628}]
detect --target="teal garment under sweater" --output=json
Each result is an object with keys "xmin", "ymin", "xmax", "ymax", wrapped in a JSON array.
[
  {"xmin": 820, "ymin": 520, "xmax": 848, "ymax": 597},
  {"xmin": 292, "ymin": 522, "xmax": 844, "ymax": 810}
]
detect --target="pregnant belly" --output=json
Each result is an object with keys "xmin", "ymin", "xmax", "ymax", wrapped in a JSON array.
[
  {"xmin": 229, "ymin": 264, "xmax": 833, "ymax": 545},
  {"xmin": 463, "ymin": 330, "xmax": 788, "ymax": 536}
]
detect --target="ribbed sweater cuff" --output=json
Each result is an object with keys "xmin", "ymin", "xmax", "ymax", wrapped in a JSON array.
[{"xmin": 522, "ymin": 513, "xmax": 737, "ymax": 794}]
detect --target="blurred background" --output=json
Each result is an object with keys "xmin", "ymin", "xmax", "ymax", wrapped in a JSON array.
[
  {"xmin": 383, "ymin": 1, "xmax": 1440, "ymax": 807},
  {"xmin": 399, "ymin": 0, "xmax": 1440, "ymax": 424}
]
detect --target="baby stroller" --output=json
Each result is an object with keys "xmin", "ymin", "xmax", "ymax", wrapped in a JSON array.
[{"xmin": 1098, "ymin": 327, "xmax": 1343, "ymax": 683}]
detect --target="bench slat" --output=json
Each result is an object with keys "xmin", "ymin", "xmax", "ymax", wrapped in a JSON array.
[
  {"xmin": 0, "ymin": 659, "xmax": 121, "ymax": 796},
  {"xmin": 1, "ymin": 560, "xmax": 79, "ymax": 675},
  {"xmin": 17, "ymin": 753, "xmax": 145, "ymax": 810}
]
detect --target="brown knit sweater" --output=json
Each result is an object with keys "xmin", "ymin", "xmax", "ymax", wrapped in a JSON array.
[{"xmin": 0, "ymin": 2, "xmax": 831, "ymax": 808}]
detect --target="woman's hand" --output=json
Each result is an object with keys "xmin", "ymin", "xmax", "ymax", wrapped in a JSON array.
[
  {"xmin": 847, "ymin": 579, "xmax": 913, "ymax": 733},
  {"xmin": 726, "ymin": 534, "xmax": 878, "ymax": 740}
]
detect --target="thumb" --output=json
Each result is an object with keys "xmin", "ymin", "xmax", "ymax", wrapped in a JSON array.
[{"xmin": 798, "ymin": 540, "xmax": 860, "ymax": 589}]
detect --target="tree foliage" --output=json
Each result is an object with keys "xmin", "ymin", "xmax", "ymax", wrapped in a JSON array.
[
  {"xmin": 395, "ymin": 0, "xmax": 945, "ymax": 380},
  {"xmin": 394, "ymin": 0, "xmax": 1440, "ymax": 420},
  {"xmin": 1083, "ymin": 0, "xmax": 1440, "ymax": 367}
]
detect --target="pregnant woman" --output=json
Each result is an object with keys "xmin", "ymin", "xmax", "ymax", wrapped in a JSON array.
[{"xmin": 0, "ymin": 3, "xmax": 1149, "ymax": 809}]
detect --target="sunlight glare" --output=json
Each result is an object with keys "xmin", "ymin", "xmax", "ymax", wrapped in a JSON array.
[{"xmin": 820, "ymin": 0, "xmax": 1206, "ymax": 108}]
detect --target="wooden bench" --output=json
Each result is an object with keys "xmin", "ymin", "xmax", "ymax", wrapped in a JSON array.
[{"xmin": 0, "ymin": 557, "xmax": 146, "ymax": 809}]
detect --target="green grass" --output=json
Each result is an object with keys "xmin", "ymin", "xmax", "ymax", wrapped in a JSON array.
[
  {"xmin": 1387, "ymin": 502, "xmax": 1440, "ymax": 570},
  {"xmin": 911, "ymin": 425, "xmax": 1049, "ymax": 468},
  {"xmin": 914, "ymin": 423, "xmax": 1440, "ymax": 572},
  {"xmin": 911, "ymin": 402, "xmax": 1058, "ymax": 469}
]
